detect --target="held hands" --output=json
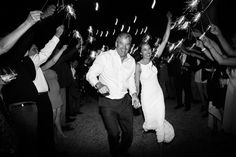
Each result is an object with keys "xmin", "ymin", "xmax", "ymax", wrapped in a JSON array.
[
  {"xmin": 131, "ymin": 93, "xmax": 141, "ymax": 109},
  {"xmin": 55, "ymin": 25, "xmax": 64, "ymax": 38}
]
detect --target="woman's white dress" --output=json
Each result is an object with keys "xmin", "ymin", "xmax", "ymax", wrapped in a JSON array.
[{"xmin": 139, "ymin": 62, "xmax": 175, "ymax": 143}]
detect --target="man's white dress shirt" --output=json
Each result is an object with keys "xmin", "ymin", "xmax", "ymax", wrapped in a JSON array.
[
  {"xmin": 86, "ymin": 49, "xmax": 137, "ymax": 99},
  {"xmin": 30, "ymin": 36, "xmax": 59, "ymax": 93}
]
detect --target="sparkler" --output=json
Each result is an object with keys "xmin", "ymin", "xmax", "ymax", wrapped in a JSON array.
[
  {"xmin": 59, "ymin": 4, "xmax": 77, "ymax": 28},
  {"xmin": 88, "ymin": 36, "xmax": 95, "ymax": 43},
  {"xmin": 144, "ymin": 26, "xmax": 148, "ymax": 34},
  {"xmin": 184, "ymin": 0, "xmax": 200, "ymax": 12},
  {"xmin": 177, "ymin": 16, "xmax": 186, "ymax": 25},
  {"xmin": 133, "ymin": 16, "xmax": 137, "ymax": 23},
  {"xmin": 202, "ymin": 0, "xmax": 214, "ymax": 13},
  {"xmin": 140, "ymin": 28, "xmax": 144, "ymax": 35},
  {"xmin": 115, "ymin": 18, "xmax": 118, "ymax": 25},
  {"xmin": 143, "ymin": 34, "xmax": 151, "ymax": 43},
  {"xmin": 88, "ymin": 26, "xmax": 93, "ymax": 34},
  {"xmin": 41, "ymin": 0, "xmax": 49, "ymax": 11},
  {"xmin": 154, "ymin": 38, "xmax": 161, "ymax": 47},
  {"xmin": 174, "ymin": 39, "xmax": 185, "ymax": 50},
  {"xmin": 199, "ymin": 25, "xmax": 211, "ymax": 40},
  {"xmin": 167, "ymin": 53, "xmax": 175, "ymax": 63},
  {"xmin": 112, "ymin": 29, "xmax": 116, "ymax": 35},
  {"xmin": 190, "ymin": 43, "xmax": 196, "ymax": 49},
  {"xmin": 121, "ymin": 24, "xmax": 124, "ymax": 32},
  {"xmin": 151, "ymin": 0, "xmax": 156, "ymax": 9},
  {"xmin": 105, "ymin": 31, "xmax": 109, "ymax": 37},
  {"xmin": 96, "ymin": 30, "xmax": 99, "ymax": 36},
  {"xmin": 168, "ymin": 43, "xmax": 175, "ymax": 52},
  {"xmin": 73, "ymin": 30, "xmax": 81, "ymax": 39},
  {"xmin": 192, "ymin": 12, "xmax": 201, "ymax": 23},
  {"xmin": 127, "ymin": 26, "xmax": 131, "ymax": 33},
  {"xmin": 100, "ymin": 31, "xmax": 103, "ymax": 37},
  {"xmin": 178, "ymin": 21, "xmax": 190, "ymax": 30},
  {"xmin": 130, "ymin": 44, "xmax": 136, "ymax": 54},
  {"xmin": 66, "ymin": 4, "xmax": 76, "ymax": 19},
  {"xmin": 135, "ymin": 29, "xmax": 138, "ymax": 35},
  {"xmin": 95, "ymin": 2, "xmax": 99, "ymax": 11}
]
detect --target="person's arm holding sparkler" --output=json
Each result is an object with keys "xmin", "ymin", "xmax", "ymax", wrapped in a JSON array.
[
  {"xmin": 153, "ymin": 11, "xmax": 172, "ymax": 58},
  {"xmin": 0, "ymin": 11, "xmax": 42, "ymax": 55},
  {"xmin": 200, "ymin": 36, "xmax": 236, "ymax": 66},
  {"xmin": 41, "ymin": 44, "xmax": 68, "ymax": 70},
  {"xmin": 210, "ymin": 24, "xmax": 236, "ymax": 57},
  {"xmin": 0, "ymin": 5, "xmax": 56, "ymax": 56},
  {"xmin": 195, "ymin": 40, "xmax": 214, "ymax": 61}
]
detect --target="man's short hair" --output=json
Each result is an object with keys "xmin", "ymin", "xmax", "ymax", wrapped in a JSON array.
[{"xmin": 116, "ymin": 33, "xmax": 132, "ymax": 44}]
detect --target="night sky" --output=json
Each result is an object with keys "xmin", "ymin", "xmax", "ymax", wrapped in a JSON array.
[{"xmin": 0, "ymin": 0, "xmax": 235, "ymax": 47}]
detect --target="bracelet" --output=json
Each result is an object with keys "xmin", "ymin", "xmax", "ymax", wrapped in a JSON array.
[{"xmin": 201, "ymin": 48, "xmax": 206, "ymax": 52}]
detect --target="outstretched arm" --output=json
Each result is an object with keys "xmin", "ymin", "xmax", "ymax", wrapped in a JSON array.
[
  {"xmin": 210, "ymin": 24, "xmax": 236, "ymax": 56},
  {"xmin": 154, "ymin": 12, "xmax": 172, "ymax": 58},
  {"xmin": 41, "ymin": 44, "xmax": 68, "ymax": 70},
  {"xmin": 201, "ymin": 36, "xmax": 236, "ymax": 66},
  {"xmin": 0, "ymin": 10, "xmax": 42, "ymax": 55},
  {"xmin": 0, "ymin": 5, "xmax": 56, "ymax": 55},
  {"xmin": 30, "ymin": 25, "xmax": 64, "ymax": 68}
]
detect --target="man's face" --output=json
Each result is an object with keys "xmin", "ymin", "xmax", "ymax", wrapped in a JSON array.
[
  {"xmin": 28, "ymin": 44, "xmax": 39, "ymax": 56},
  {"xmin": 116, "ymin": 36, "xmax": 131, "ymax": 58}
]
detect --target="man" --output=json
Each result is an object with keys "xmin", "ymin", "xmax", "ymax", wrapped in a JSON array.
[
  {"xmin": 68, "ymin": 59, "xmax": 83, "ymax": 116},
  {"xmin": 86, "ymin": 33, "xmax": 140, "ymax": 157},
  {"xmin": 173, "ymin": 49, "xmax": 197, "ymax": 111},
  {"xmin": 28, "ymin": 25, "xmax": 64, "ymax": 156},
  {"xmin": 1, "ymin": 25, "xmax": 64, "ymax": 157}
]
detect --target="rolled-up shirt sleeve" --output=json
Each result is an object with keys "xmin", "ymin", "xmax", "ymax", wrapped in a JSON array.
[
  {"xmin": 128, "ymin": 60, "xmax": 137, "ymax": 96},
  {"xmin": 86, "ymin": 54, "xmax": 105, "ymax": 87},
  {"xmin": 30, "ymin": 36, "xmax": 59, "ymax": 68}
]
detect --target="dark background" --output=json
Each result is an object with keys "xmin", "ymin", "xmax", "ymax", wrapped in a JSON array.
[{"xmin": 0, "ymin": 0, "xmax": 235, "ymax": 48}]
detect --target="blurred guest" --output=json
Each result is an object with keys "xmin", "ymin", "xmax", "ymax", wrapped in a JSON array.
[
  {"xmin": 52, "ymin": 38, "xmax": 82, "ymax": 130},
  {"xmin": 68, "ymin": 59, "xmax": 83, "ymax": 116},
  {"xmin": 41, "ymin": 44, "xmax": 68, "ymax": 138}
]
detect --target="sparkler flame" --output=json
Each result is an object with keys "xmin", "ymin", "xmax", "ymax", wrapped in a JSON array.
[{"xmin": 66, "ymin": 4, "xmax": 76, "ymax": 19}]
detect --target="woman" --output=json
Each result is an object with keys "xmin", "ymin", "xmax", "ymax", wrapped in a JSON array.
[
  {"xmin": 135, "ymin": 12, "xmax": 174, "ymax": 144},
  {"xmin": 41, "ymin": 44, "xmax": 68, "ymax": 138}
]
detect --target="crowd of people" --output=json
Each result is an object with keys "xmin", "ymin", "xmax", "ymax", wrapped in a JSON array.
[
  {"xmin": 0, "ymin": 3, "xmax": 236, "ymax": 157},
  {"xmin": 0, "ymin": 5, "xmax": 83, "ymax": 157}
]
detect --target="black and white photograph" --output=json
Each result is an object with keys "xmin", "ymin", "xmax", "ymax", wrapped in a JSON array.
[{"xmin": 0, "ymin": 0, "xmax": 235, "ymax": 157}]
